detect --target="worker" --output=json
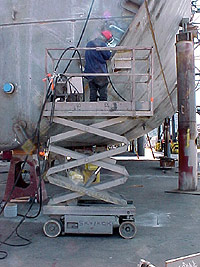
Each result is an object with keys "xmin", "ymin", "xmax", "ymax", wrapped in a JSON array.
[{"xmin": 84, "ymin": 30, "xmax": 112, "ymax": 101}]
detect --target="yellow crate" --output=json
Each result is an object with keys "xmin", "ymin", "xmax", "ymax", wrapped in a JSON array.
[
  {"xmin": 84, "ymin": 163, "xmax": 100, "ymax": 184},
  {"xmin": 85, "ymin": 163, "xmax": 99, "ymax": 171}
]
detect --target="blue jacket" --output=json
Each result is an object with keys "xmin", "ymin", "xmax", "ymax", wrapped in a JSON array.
[{"xmin": 84, "ymin": 38, "xmax": 111, "ymax": 78}]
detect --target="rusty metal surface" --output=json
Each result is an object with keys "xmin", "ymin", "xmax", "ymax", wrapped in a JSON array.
[
  {"xmin": 0, "ymin": 0, "xmax": 191, "ymax": 150},
  {"xmin": 176, "ymin": 36, "xmax": 197, "ymax": 191}
]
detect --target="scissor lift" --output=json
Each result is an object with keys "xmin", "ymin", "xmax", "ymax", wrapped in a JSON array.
[
  {"xmin": 42, "ymin": 46, "xmax": 153, "ymax": 238},
  {"xmin": 42, "ymin": 116, "xmax": 136, "ymax": 238}
]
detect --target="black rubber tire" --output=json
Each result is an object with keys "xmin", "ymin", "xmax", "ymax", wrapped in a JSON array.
[
  {"xmin": 43, "ymin": 219, "xmax": 62, "ymax": 238},
  {"xmin": 119, "ymin": 221, "xmax": 137, "ymax": 239}
]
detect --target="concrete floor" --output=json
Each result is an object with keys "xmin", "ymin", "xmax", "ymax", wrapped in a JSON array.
[{"xmin": 0, "ymin": 150, "xmax": 200, "ymax": 267}]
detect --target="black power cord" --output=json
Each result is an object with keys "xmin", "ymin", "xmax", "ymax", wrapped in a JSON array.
[
  {"xmin": 17, "ymin": 79, "xmax": 53, "ymax": 220},
  {"xmin": 0, "ymin": 198, "xmax": 35, "ymax": 260},
  {"xmin": 106, "ymin": 63, "xmax": 127, "ymax": 101},
  {"xmin": 22, "ymin": 79, "xmax": 54, "ymax": 219},
  {"xmin": 108, "ymin": 76, "xmax": 127, "ymax": 101},
  {"xmin": 54, "ymin": 46, "xmax": 76, "ymax": 73},
  {"xmin": 63, "ymin": 0, "xmax": 95, "ymax": 73},
  {"xmin": 0, "ymin": 251, "xmax": 7, "ymax": 260},
  {"xmin": 50, "ymin": 47, "xmax": 84, "ymax": 121}
]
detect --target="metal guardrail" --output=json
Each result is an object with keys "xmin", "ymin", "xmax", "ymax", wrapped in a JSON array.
[{"xmin": 44, "ymin": 46, "xmax": 154, "ymax": 117}]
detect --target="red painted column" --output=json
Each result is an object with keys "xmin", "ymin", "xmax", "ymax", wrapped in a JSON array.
[{"xmin": 176, "ymin": 31, "xmax": 197, "ymax": 191}]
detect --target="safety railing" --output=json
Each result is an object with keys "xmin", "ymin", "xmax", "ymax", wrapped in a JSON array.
[{"xmin": 44, "ymin": 46, "xmax": 153, "ymax": 117}]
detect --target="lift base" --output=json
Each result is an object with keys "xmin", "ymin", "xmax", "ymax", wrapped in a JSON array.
[{"xmin": 43, "ymin": 200, "xmax": 136, "ymax": 239}]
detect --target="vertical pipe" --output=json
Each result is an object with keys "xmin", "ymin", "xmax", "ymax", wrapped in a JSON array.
[
  {"xmin": 150, "ymin": 48, "xmax": 154, "ymax": 113},
  {"xmin": 158, "ymin": 125, "xmax": 161, "ymax": 141},
  {"xmin": 164, "ymin": 118, "xmax": 171, "ymax": 158},
  {"xmin": 171, "ymin": 114, "xmax": 176, "ymax": 142},
  {"xmin": 176, "ymin": 32, "xmax": 197, "ymax": 191},
  {"xmin": 137, "ymin": 136, "xmax": 145, "ymax": 156}
]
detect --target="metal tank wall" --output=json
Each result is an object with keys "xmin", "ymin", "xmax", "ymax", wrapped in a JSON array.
[
  {"xmin": 0, "ymin": 0, "xmax": 191, "ymax": 150},
  {"xmin": 41, "ymin": 0, "xmax": 191, "ymax": 148},
  {"xmin": 120, "ymin": 0, "xmax": 191, "ymax": 141},
  {"xmin": 117, "ymin": 0, "xmax": 191, "ymax": 110},
  {"xmin": 0, "ymin": 0, "xmax": 138, "ymax": 151}
]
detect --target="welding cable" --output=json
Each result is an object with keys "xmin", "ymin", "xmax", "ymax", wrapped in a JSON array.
[
  {"xmin": 0, "ymin": 121, "xmax": 42, "ymax": 218},
  {"xmin": 17, "ymin": 80, "xmax": 54, "ymax": 219},
  {"xmin": 0, "ymin": 198, "xmax": 34, "ymax": 260},
  {"xmin": 48, "ymin": 75, "xmax": 75, "ymax": 127},
  {"xmin": 16, "ymin": 128, "xmax": 48, "ymax": 219},
  {"xmin": 108, "ymin": 76, "xmax": 127, "ymax": 101},
  {"xmin": 0, "ymin": 0, "xmax": 91, "ymax": 220},
  {"xmin": 0, "ymin": 198, "xmax": 34, "ymax": 261},
  {"xmin": 0, "ymin": 251, "xmax": 7, "ymax": 260},
  {"xmin": 27, "ymin": 80, "xmax": 54, "ymax": 219},
  {"xmin": 16, "ymin": 158, "xmax": 48, "ymax": 219},
  {"xmin": 59, "ymin": 74, "xmax": 80, "ymax": 93},
  {"xmin": 49, "ymin": 76, "xmax": 59, "ymax": 125},
  {"xmin": 54, "ymin": 46, "xmax": 76, "ymax": 73},
  {"xmin": 68, "ymin": 80, "xmax": 81, "ymax": 94},
  {"xmin": 24, "ymin": 118, "xmax": 46, "ymax": 219},
  {"xmin": 30, "ymin": 74, "xmax": 70, "ymax": 218},
  {"xmin": 63, "ymin": 48, "xmax": 84, "ymax": 74},
  {"xmin": 63, "ymin": 0, "xmax": 95, "ymax": 73},
  {"xmin": 28, "ymin": 77, "xmax": 62, "ymax": 219},
  {"xmin": 105, "ymin": 63, "xmax": 127, "ymax": 101},
  {"xmin": 54, "ymin": 46, "xmax": 85, "ymax": 98},
  {"xmin": 0, "ymin": 62, "xmax": 56, "ymax": 257},
  {"xmin": 34, "ymin": 80, "xmax": 53, "ymax": 136},
  {"xmin": 54, "ymin": 45, "xmax": 84, "ymax": 74},
  {"xmin": 1, "ymin": 199, "xmax": 34, "ymax": 247}
]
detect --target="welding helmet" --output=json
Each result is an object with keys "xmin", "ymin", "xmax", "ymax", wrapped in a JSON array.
[{"xmin": 101, "ymin": 30, "xmax": 112, "ymax": 41}]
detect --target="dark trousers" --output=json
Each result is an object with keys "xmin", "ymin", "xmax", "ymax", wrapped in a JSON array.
[{"xmin": 89, "ymin": 77, "xmax": 108, "ymax": 101}]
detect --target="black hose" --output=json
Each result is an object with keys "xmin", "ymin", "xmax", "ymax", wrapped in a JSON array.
[
  {"xmin": 108, "ymin": 76, "xmax": 127, "ymax": 101},
  {"xmin": 54, "ymin": 46, "xmax": 76, "ymax": 73},
  {"xmin": 63, "ymin": 0, "xmax": 95, "ymax": 73},
  {"xmin": 106, "ymin": 63, "xmax": 127, "ymax": 101}
]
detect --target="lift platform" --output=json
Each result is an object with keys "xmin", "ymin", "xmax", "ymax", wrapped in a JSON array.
[{"xmin": 42, "ymin": 46, "xmax": 153, "ymax": 238}]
